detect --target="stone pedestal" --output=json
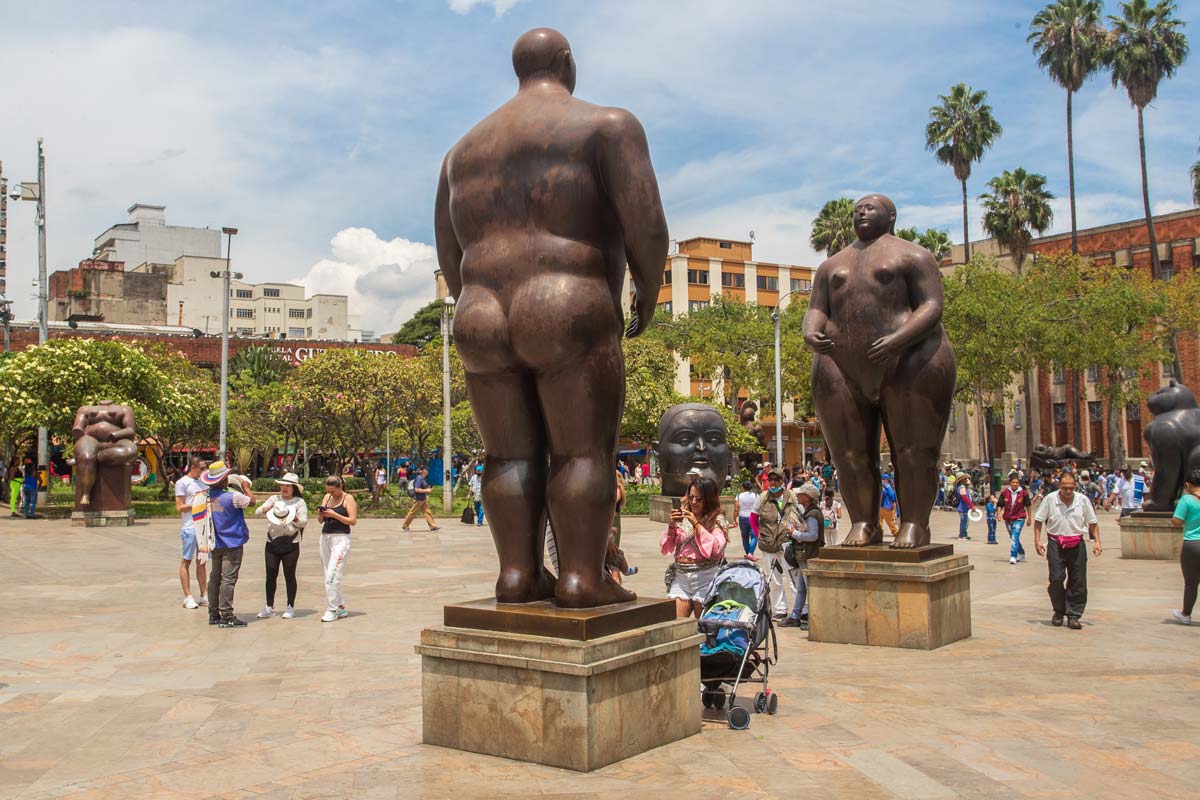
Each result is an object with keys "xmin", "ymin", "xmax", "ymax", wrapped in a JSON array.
[
  {"xmin": 807, "ymin": 546, "xmax": 972, "ymax": 650},
  {"xmin": 1118, "ymin": 512, "xmax": 1182, "ymax": 560},
  {"xmin": 649, "ymin": 494, "xmax": 735, "ymax": 523},
  {"xmin": 71, "ymin": 509, "xmax": 135, "ymax": 527},
  {"xmin": 417, "ymin": 599, "xmax": 702, "ymax": 771},
  {"xmin": 74, "ymin": 462, "xmax": 132, "ymax": 513}
]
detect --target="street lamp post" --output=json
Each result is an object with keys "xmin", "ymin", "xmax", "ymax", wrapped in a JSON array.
[
  {"xmin": 771, "ymin": 290, "xmax": 803, "ymax": 468},
  {"xmin": 211, "ymin": 227, "xmax": 240, "ymax": 457},
  {"xmin": 442, "ymin": 297, "xmax": 455, "ymax": 513}
]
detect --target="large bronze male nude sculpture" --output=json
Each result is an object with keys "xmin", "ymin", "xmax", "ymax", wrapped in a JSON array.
[
  {"xmin": 435, "ymin": 28, "xmax": 668, "ymax": 607},
  {"xmin": 802, "ymin": 195, "xmax": 956, "ymax": 549},
  {"xmin": 72, "ymin": 400, "xmax": 138, "ymax": 507}
]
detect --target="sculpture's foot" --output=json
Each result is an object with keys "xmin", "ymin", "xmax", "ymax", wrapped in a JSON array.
[
  {"xmin": 79, "ymin": 494, "xmax": 91, "ymax": 506},
  {"xmin": 890, "ymin": 522, "xmax": 930, "ymax": 549},
  {"xmin": 554, "ymin": 570, "xmax": 636, "ymax": 609},
  {"xmin": 495, "ymin": 566, "xmax": 557, "ymax": 604},
  {"xmin": 840, "ymin": 522, "xmax": 883, "ymax": 547}
]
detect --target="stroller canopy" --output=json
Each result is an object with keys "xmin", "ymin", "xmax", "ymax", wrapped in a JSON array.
[{"xmin": 703, "ymin": 560, "xmax": 768, "ymax": 612}]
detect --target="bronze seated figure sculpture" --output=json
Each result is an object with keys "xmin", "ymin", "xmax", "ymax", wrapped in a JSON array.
[{"xmin": 72, "ymin": 400, "xmax": 138, "ymax": 511}]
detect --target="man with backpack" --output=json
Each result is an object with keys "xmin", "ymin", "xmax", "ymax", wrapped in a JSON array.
[
  {"xmin": 781, "ymin": 482, "xmax": 824, "ymax": 630},
  {"xmin": 401, "ymin": 466, "xmax": 440, "ymax": 532},
  {"xmin": 1110, "ymin": 467, "xmax": 1145, "ymax": 518}
]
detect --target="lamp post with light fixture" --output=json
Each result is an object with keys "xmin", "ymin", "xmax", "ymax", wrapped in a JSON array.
[
  {"xmin": 442, "ymin": 296, "xmax": 455, "ymax": 513},
  {"xmin": 210, "ymin": 227, "xmax": 240, "ymax": 456}
]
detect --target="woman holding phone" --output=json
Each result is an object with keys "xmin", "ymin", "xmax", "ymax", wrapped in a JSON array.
[
  {"xmin": 661, "ymin": 476, "xmax": 728, "ymax": 619},
  {"xmin": 318, "ymin": 475, "xmax": 357, "ymax": 622}
]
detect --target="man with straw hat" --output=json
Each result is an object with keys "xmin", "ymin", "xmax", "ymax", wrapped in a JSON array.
[
  {"xmin": 953, "ymin": 472, "xmax": 975, "ymax": 541},
  {"xmin": 201, "ymin": 461, "xmax": 254, "ymax": 628}
]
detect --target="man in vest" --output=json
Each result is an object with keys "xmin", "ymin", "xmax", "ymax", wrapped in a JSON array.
[
  {"xmin": 201, "ymin": 461, "xmax": 254, "ymax": 628},
  {"xmin": 781, "ymin": 482, "xmax": 824, "ymax": 630},
  {"xmin": 751, "ymin": 467, "xmax": 800, "ymax": 618}
]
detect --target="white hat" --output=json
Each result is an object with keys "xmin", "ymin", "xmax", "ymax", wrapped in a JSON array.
[
  {"xmin": 266, "ymin": 503, "xmax": 296, "ymax": 527},
  {"xmin": 275, "ymin": 472, "xmax": 302, "ymax": 489},
  {"xmin": 228, "ymin": 474, "xmax": 252, "ymax": 492}
]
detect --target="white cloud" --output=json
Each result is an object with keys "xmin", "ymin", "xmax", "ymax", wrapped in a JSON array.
[
  {"xmin": 294, "ymin": 228, "xmax": 437, "ymax": 337},
  {"xmin": 448, "ymin": 0, "xmax": 522, "ymax": 16}
]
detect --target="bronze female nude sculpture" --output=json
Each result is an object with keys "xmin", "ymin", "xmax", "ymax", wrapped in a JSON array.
[
  {"xmin": 434, "ymin": 28, "xmax": 668, "ymax": 607},
  {"xmin": 802, "ymin": 195, "xmax": 956, "ymax": 549},
  {"xmin": 72, "ymin": 400, "xmax": 138, "ymax": 506}
]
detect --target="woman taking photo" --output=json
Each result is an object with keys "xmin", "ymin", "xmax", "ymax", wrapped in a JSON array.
[
  {"xmin": 1170, "ymin": 467, "xmax": 1200, "ymax": 625},
  {"xmin": 318, "ymin": 475, "xmax": 357, "ymax": 623},
  {"xmin": 661, "ymin": 476, "xmax": 728, "ymax": 619},
  {"xmin": 254, "ymin": 472, "xmax": 307, "ymax": 620}
]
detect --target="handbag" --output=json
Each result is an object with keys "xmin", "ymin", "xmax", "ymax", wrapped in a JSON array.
[
  {"xmin": 266, "ymin": 534, "xmax": 296, "ymax": 555},
  {"xmin": 461, "ymin": 506, "xmax": 475, "ymax": 524},
  {"xmin": 663, "ymin": 561, "xmax": 677, "ymax": 591}
]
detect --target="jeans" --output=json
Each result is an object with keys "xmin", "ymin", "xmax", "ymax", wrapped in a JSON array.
[
  {"xmin": 1047, "ymin": 537, "xmax": 1087, "ymax": 618},
  {"xmin": 986, "ymin": 517, "xmax": 997, "ymax": 543},
  {"xmin": 207, "ymin": 546, "xmax": 244, "ymax": 620},
  {"xmin": 1006, "ymin": 519, "xmax": 1026, "ymax": 559},
  {"xmin": 958, "ymin": 511, "xmax": 969, "ymax": 538},
  {"xmin": 1181, "ymin": 539, "xmax": 1200, "ymax": 616},
  {"xmin": 22, "ymin": 485, "xmax": 37, "ymax": 518},
  {"xmin": 474, "ymin": 500, "xmax": 485, "ymax": 526},
  {"xmin": 935, "ymin": 488, "xmax": 944, "ymax": 507},
  {"xmin": 788, "ymin": 562, "xmax": 808, "ymax": 620},
  {"xmin": 738, "ymin": 516, "xmax": 757, "ymax": 555}
]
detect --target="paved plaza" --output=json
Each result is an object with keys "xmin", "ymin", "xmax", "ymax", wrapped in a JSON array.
[{"xmin": 1, "ymin": 507, "xmax": 1197, "ymax": 800}]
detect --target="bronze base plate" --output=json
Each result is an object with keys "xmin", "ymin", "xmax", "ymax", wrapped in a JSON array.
[
  {"xmin": 1130, "ymin": 511, "xmax": 1173, "ymax": 519},
  {"xmin": 443, "ymin": 596, "xmax": 676, "ymax": 641},
  {"xmin": 817, "ymin": 543, "xmax": 954, "ymax": 563}
]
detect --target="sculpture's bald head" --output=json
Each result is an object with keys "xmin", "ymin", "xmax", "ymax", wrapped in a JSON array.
[
  {"xmin": 512, "ymin": 28, "xmax": 575, "ymax": 93},
  {"xmin": 854, "ymin": 193, "xmax": 897, "ymax": 240}
]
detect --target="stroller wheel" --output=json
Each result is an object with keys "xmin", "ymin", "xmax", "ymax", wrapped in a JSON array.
[
  {"xmin": 728, "ymin": 706, "xmax": 751, "ymax": 730},
  {"xmin": 767, "ymin": 693, "xmax": 779, "ymax": 715},
  {"xmin": 754, "ymin": 692, "xmax": 767, "ymax": 714}
]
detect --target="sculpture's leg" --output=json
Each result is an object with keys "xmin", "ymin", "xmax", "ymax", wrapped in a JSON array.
[
  {"xmin": 1144, "ymin": 440, "xmax": 1183, "ymax": 512},
  {"xmin": 881, "ymin": 335, "xmax": 956, "ymax": 548},
  {"xmin": 538, "ymin": 340, "xmax": 635, "ymax": 608},
  {"xmin": 74, "ymin": 436, "xmax": 99, "ymax": 506},
  {"xmin": 466, "ymin": 369, "xmax": 556, "ymax": 603},
  {"xmin": 812, "ymin": 356, "xmax": 882, "ymax": 546},
  {"xmin": 96, "ymin": 439, "xmax": 140, "ymax": 465}
]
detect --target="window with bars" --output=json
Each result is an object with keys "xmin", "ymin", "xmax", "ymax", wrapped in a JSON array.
[
  {"xmin": 1126, "ymin": 403, "xmax": 1141, "ymax": 421},
  {"xmin": 1088, "ymin": 401, "xmax": 1103, "ymax": 422},
  {"xmin": 1053, "ymin": 403, "xmax": 1068, "ymax": 423},
  {"xmin": 235, "ymin": 308, "xmax": 254, "ymax": 319}
]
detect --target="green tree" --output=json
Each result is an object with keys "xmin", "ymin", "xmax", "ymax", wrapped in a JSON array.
[
  {"xmin": 979, "ymin": 168, "xmax": 1055, "ymax": 273},
  {"xmin": 809, "ymin": 198, "xmax": 856, "ymax": 258},
  {"xmin": 391, "ymin": 299, "xmax": 446, "ymax": 347},
  {"xmin": 228, "ymin": 379, "xmax": 283, "ymax": 478},
  {"xmin": 1106, "ymin": 0, "xmax": 1190, "ymax": 279},
  {"xmin": 621, "ymin": 331, "xmax": 686, "ymax": 463},
  {"xmin": 925, "ymin": 83, "xmax": 1003, "ymax": 263},
  {"xmin": 1192, "ymin": 141, "xmax": 1200, "ymax": 204},
  {"xmin": 229, "ymin": 345, "xmax": 293, "ymax": 387},
  {"xmin": 1029, "ymin": 0, "xmax": 1107, "ymax": 254},
  {"xmin": 897, "ymin": 227, "xmax": 954, "ymax": 262}
]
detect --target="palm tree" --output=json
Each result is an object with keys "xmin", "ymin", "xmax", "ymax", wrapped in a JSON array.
[
  {"xmin": 809, "ymin": 197, "xmax": 856, "ymax": 258},
  {"xmin": 1106, "ymin": 0, "xmax": 1190, "ymax": 278},
  {"xmin": 897, "ymin": 227, "xmax": 954, "ymax": 262},
  {"xmin": 1029, "ymin": 0, "xmax": 1106, "ymax": 255},
  {"xmin": 979, "ymin": 168, "xmax": 1056, "ymax": 272},
  {"xmin": 1191, "ymin": 141, "xmax": 1200, "ymax": 205},
  {"xmin": 925, "ymin": 84, "xmax": 1003, "ymax": 263}
]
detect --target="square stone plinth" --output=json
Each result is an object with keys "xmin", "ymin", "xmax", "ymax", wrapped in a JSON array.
[
  {"xmin": 806, "ymin": 554, "xmax": 972, "ymax": 650},
  {"xmin": 416, "ymin": 617, "xmax": 703, "ymax": 771},
  {"xmin": 71, "ymin": 509, "xmax": 135, "ymax": 527},
  {"xmin": 1118, "ymin": 512, "xmax": 1182, "ymax": 560}
]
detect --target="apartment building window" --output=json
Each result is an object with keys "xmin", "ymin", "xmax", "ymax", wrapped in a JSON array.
[
  {"xmin": 719, "ymin": 241, "xmax": 732, "ymax": 249},
  {"xmin": 757, "ymin": 275, "xmax": 778, "ymax": 292},
  {"xmin": 288, "ymin": 327, "xmax": 305, "ymax": 338},
  {"xmin": 663, "ymin": 271, "xmax": 672, "ymax": 285},
  {"xmin": 721, "ymin": 272, "xmax": 744, "ymax": 288},
  {"xmin": 237, "ymin": 327, "xmax": 254, "ymax": 335},
  {"xmin": 235, "ymin": 308, "xmax": 254, "ymax": 319},
  {"xmin": 307, "ymin": 308, "xmax": 313, "ymax": 318},
  {"xmin": 1086, "ymin": 365, "xmax": 1100, "ymax": 382},
  {"xmin": 688, "ymin": 300, "xmax": 709, "ymax": 313},
  {"xmin": 235, "ymin": 289, "xmax": 252, "ymax": 299},
  {"xmin": 1157, "ymin": 259, "xmax": 1174, "ymax": 281},
  {"xmin": 289, "ymin": 308, "xmax": 306, "ymax": 319},
  {"xmin": 657, "ymin": 301, "xmax": 673, "ymax": 315},
  {"xmin": 790, "ymin": 278, "xmax": 812, "ymax": 293},
  {"xmin": 307, "ymin": 327, "xmax": 313, "ymax": 336},
  {"xmin": 687, "ymin": 269, "xmax": 708, "ymax": 285},
  {"xmin": 1052, "ymin": 365, "xmax": 1065, "ymax": 384},
  {"xmin": 263, "ymin": 287, "xmax": 280, "ymax": 298}
]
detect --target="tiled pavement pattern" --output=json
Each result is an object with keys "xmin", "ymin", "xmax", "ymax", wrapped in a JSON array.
[{"xmin": 1, "ymin": 507, "xmax": 1197, "ymax": 799}]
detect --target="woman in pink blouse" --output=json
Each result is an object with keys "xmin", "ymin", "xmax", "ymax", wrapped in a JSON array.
[{"xmin": 662, "ymin": 476, "xmax": 729, "ymax": 618}]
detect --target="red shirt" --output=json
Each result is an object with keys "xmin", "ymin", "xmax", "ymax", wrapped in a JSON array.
[{"xmin": 1000, "ymin": 487, "xmax": 1028, "ymax": 522}]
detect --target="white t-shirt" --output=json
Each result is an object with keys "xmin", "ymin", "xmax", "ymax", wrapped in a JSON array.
[
  {"xmin": 175, "ymin": 475, "xmax": 205, "ymax": 529},
  {"xmin": 1033, "ymin": 490, "xmax": 1097, "ymax": 538},
  {"xmin": 736, "ymin": 491, "xmax": 758, "ymax": 518}
]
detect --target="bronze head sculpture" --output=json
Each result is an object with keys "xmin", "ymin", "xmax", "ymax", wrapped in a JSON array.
[
  {"xmin": 802, "ymin": 194, "xmax": 956, "ymax": 548},
  {"xmin": 435, "ymin": 28, "xmax": 669, "ymax": 607},
  {"xmin": 656, "ymin": 403, "xmax": 730, "ymax": 497}
]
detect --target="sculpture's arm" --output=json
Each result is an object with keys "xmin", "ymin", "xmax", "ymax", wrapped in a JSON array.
[
  {"xmin": 112, "ymin": 407, "xmax": 136, "ymax": 441},
  {"xmin": 435, "ymin": 155, "xmax": 464, "ymax": 300},
  {"xmin": 892, "ymin": 250, "xmax": 945, "ymax": 349},
  {"xmin": 71, "ymin": 408, "xmax": 89, "ymax": 441},
  {"xmin": 802, "ymin": 264, "xmax": 834, "ymax": 353},
  {"xmin": 596, "ymin": 108, "xmax": 668, "ymax": 338}
]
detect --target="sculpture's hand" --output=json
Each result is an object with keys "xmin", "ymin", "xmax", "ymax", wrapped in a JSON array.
[
  {"xmin": 625, "ymin": 296, "xmax": 655, "ymax": 339},
  {"xmin": 805, "ymin": 331, "xmax": 834, "ymax": 354},
  {"xmin": 867, "ymin": 333, "xmax": 903, "ymax": 364}
]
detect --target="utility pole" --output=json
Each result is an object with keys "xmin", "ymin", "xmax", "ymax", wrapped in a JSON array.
[
  {"xmin": 0, "ymin": 159, "xmax": 7, "ymax": 300},
  {"xmin": 442, "ymin": 297, "xmax": 455, "ymax": 514},
  {"xmin": 211, "ymin": 228, "xmax": 240, "ymax": 458}
]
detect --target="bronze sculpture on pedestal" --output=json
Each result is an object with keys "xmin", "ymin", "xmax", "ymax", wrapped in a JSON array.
[
  {"xmin": 435, "ymin": 28, "xmax": 668, "ymax": 607},
  {"xmin": 802, "ymin": 195, "xmax": 956, "ymax": 549},
  {"xmin": 656, "ymin": 403, "xmax": 730, "ymax": 497},
  {"xmin": 72, "ymin": 400, "xmax": 138, "ymax": 510}
]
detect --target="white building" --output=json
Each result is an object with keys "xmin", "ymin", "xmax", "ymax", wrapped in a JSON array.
[{"xmin": 93, "ymin": 204, "xmax": 222, "ymax": 267}]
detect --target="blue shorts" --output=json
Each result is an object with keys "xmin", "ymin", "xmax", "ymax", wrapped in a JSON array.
[{"xmin": 180, "ymin": 527, "xmax": 198, "ymax": 560}]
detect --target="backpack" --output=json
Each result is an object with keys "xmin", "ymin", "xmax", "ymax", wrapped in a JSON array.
[
  {"xmin": 407, "ymin": 480, "xmax": 417, "ymax": 499},
  {"xmin": 1132, "ymin": 475, "xmax": 1146, "ymax": 503},
  {"xmin": 460, "ymin": 505, "xmax": 475, "ymax": 524}
]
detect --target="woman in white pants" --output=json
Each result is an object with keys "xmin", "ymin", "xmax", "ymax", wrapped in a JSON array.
[{"xmin": 317, "ymin": 475, "xmax": 357, "ymax": 622}]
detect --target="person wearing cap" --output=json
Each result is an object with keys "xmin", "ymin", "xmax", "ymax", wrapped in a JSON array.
[
  {"xmin": 781, "ymin": 482, "xmax": 824, "ymax": 629},
  {"xmin": 254, "ymin": 473, "xmax": 308, "ymax": 620},
  {"xmin": 1033, "ymin": 472, "xmax": 1102, "ymax": 629},
  {"xmin": 751, "ymin": 467, "xmax": 801, "ymax": 618},
  {"xmin": 954, "ymin": 473, "xmax": 975, "ymax": 540},
  {"xmin": 401, "ymin": 467, "xmax": 439, "ymax": 532},
  {"xmin": 468, "ymin": 464, "xmax": 485, "ymax": 527},
  {"xmin": 201, "ymin": 461, "xmax": 254, "ymax": 628},
  {"xmin": 175, "ymin": 456, "xmax": 209, "ymax": 610}
]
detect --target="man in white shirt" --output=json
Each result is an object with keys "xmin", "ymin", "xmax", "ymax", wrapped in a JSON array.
[
  {"xmin": 1033, "ymin": 472, "xmax": 1102, "ymax": 629},
  {"xmin": 174, "ymin": 456, "xmax": 208, "ymax": 609},
  {"xmin": 1109, "ymin": 467, "xmax": 1145, "ymax": 517}
]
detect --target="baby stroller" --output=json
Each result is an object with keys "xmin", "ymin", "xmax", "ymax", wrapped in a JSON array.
[{"xmin": 697, "ymin": 559, "xmax": 779, "ymax": 730}]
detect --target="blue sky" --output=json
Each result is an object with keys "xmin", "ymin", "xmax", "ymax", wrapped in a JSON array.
[{"xmin": 1, "ymin": 0, "xmax": 1196, "ymax": 331}]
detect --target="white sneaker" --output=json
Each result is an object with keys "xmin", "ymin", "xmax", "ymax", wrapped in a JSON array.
[
  {"xmin": 1171, "ymin": 609, "xmax": 1192, "ymax": 625},
  {"xmin": 183, "ymin": 595, "xmax": 199, "ymax": 609},
  {"xmin": 282, "ymin": 606, "xmax": 295, "ymax": 619},
  {"xmin": 198, "ymin": 595, "xmax": 208, "ymax": 606},
  {"xmin": 321, "ymin": 610, "xmax": 338, "ymax": 622},
  {"xmin": 1017, "ymin": 555, "xmax": 1027, "ymax": 562},
  {"xmin": 257, "ymin": 606, "xmax": 275, "ymax": 619},
  {"xmin": 1009, "ymin": 557, "xmax": 1017, "ymax": 564}
]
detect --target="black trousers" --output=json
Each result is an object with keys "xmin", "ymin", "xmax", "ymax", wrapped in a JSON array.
[
  {"xmin": 1047, "ymin": 537, "xmax": 1087, "ymax": 619},
  {"xmin": 265, "ymin": 542, "xmax": 300, "ymax": 607},
  {"xmin": 1181, "ymin": 539, "xmax": 1200, "ymax": 616}
]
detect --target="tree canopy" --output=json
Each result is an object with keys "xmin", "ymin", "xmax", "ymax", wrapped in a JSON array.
[{"xmin": 391, "ymin": 299, "xmax": 447, "ymax": 347}]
